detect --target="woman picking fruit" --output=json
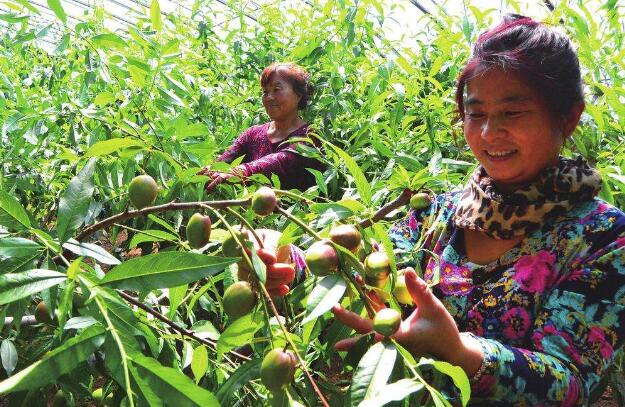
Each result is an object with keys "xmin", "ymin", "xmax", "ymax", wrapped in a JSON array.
[
  {"xmin": 332, "ymin": 15, "xmax": 625, "ymax": 406},
  {"xmin": 200, "ymin": 63, "xmax": 325, "ymax": 192}
]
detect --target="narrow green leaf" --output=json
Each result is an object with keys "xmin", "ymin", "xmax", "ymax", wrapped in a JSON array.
[
  {"xmin": 0, "ymin": 238, "xmax": 42, "ymax": 258},
  {"xmin": 190, "ymin": 345, "xmax": 208, "ymax": 383},
  {"xmin": 129, "ymin": 230, "xmax": 179, "ymax": 249},
  {"xmin": 324, "ymin": 140, "xmax": 372, "ymax": 205},
  {"xmin": 302, "ymin": 273, "xmax": 346, "ymax": 324},
  {"xmin": 150, "ymin": 0, "xmax": 162, "ymax": 31},
  {"xmin": 131, "ymin": 353, "xmax": 220, "ymax": 406},
  {"xmin": 99, "ymin": 252, "xmax": 237, "ymax": 291},
  {"xmin": 167, "ymin": 284, "xmax": 187, "ymax": 319},
  {"xmin": 0, "ymin": 190, "xmax": 31, "ymax": 231},
  {"xmin": 63, "ymin": 239, "xmax": 121, "ymax": 265},
  {"xmin": 217, "ymin": 313, "xmax": 263, "ymax": 359},
  {"xmin": 64, "ymin": 316, "xmax": 98, "ymax": 330},
  {"xmin": 350, "ymin": 341, "xmax": 397, "ymax": 406},
  {"xmin": 215, "ymin": 359, "xmax": 261, "ymax": 404},
  {"xmin": 0, "ymin": 269, "xmax": 66, "ymax": 305},
  {"xmin": 92, "ymin": 33, "xmax": 128, "ymax": 50},
  {"xmin": 420, "ymin": 358, "xmax": 470, "ymax": 406},
  {"xmin": 56, "ymin": 158, "xmax": 96, "ymax": 244},
  {"xmin": 85, "ymin": 138, "xmax": 143, "ymax": 157},
  {"xmin": 359, "ymin": 379, "xmax": 424, "ymax": 407},
  {"xmin": 0, "ymin": 325, "xmax": 105, "ymax": 394},
  {"xmin": 46, "ymin": 0, "xmax": 66, "ymax": 23}
]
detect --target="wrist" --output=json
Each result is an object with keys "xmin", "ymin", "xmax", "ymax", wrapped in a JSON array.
[{"xmin": 447, "ymin": 332, "xmax": 484, "ymax": 378}]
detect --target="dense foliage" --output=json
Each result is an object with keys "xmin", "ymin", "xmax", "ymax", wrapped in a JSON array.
[{"xmin": 0, "ymin": 0, "xmax": 624, "ymax": 405}]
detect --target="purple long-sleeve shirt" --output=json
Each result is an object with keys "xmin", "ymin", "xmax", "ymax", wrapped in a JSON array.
[{"xmin": 217, "ymin": 122, "xmax": 324, "ymax": 191}]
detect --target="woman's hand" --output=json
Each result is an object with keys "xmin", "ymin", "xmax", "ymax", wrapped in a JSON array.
[
  {"xmin": 237, "ymin": 229, "xmax": 296, "ymax": 297},
  {"xmin": 332, "ymin": 268, "xmax": 483, "ymax": 374}
]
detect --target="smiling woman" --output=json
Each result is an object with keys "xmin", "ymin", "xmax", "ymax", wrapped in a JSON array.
[{"xmin": 199, "ymin": 63, "xmax": 324, "ymax": 192}]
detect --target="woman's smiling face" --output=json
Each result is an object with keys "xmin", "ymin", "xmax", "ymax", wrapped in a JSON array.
[{"xmin": 463, "ymin": 67, "xmax": 569, "ymax": 190}]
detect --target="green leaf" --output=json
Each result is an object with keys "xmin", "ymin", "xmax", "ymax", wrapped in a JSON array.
[
  {"xmin": 46, "ymin": 0, "xmax": 66, "ymax": 23},
  {"xmin": 190, "ymin": 345, "xmax": 208, "ymax": 383},
  {"xmin": 0, "ymin": 190, "xmax": 31, "ymax": 231},
  {"xmin": 0, "ymin": 238, "xmax": 42, "ymax": 258},
  {"xmin": 324, "ymin": 140, "xmax": 372, "ymax": 205},
  {"xmin": 217, "ymin": 313, "xmax": 263, "ymax": 359},
  {"xmin": 85, "ymin": 138, "xmax": 144, "ymax": 157},
  {"xmin": 1, "ymin": 339, "xmax": 17, "ymax": 376},
  {"xmin": 131, "ymin": 353, "xmax": 220, "ymax": 406},
  {"xmin": 64, "ymin": 316, "xmax": 98, "ymax": 330},
  {"xmin": 92, "ymin": 33, "xmax": 128, "ymax": 50},
  {"xmin": 99, "ymin": 253, "xmax": 238, "ymax": 291},
  {"xmin": 150, "ymin": 0, "xmax": 162, "ymax": 31},
  {"xmin": 302, "ymin": 273, "xmax": 346, "ymax": 324},
  {"xmin": 129, "ymin": 230, "xmax": 179, "ymax": 248},
  {"xmin": 215, "ymin": 358, "xmax": 261, "ymax": 404},
  {"xmin": 350, "ymin": 341, "xmax": 397, "ymax": 407},
  {"xmin": 0, "ymin": 325, "xmax": 105, "ymax": 394},
  {"xmin": 359, "ymin": 379, "xmax": 424, "ymax": 407},
  {"xmin": 62, "ymin": 239, "xmax": 120, "ymax": 265},
  {"xmin": 0, "ymin": 269, "xmax": 66, "ymax": 305},
  {"xmin": 167, "ymin": 284, "xmax": 187, "ymax": 319},
  {"xmin": 420, "ymin": 358, "xmax": 470, "ymax": 406},
  {"xmin": 56, "ymin": 158, "xmax": 96, "ymax": 244},
  {"xmin": 251, "ymin": 246, "xmax": 266, "ymax": 284}
]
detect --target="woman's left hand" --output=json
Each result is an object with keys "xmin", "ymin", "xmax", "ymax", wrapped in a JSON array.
[{"xmin": 332, "ymin": 268, "xmax": 480, "ymax": 369}]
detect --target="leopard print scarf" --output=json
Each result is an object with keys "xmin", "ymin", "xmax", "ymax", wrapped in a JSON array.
[{"xmin": 453, "ymin": 156, "xmax": 602, "ymax": 240}]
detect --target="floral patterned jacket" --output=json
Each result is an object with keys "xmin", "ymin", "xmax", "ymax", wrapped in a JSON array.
[{"xmin": 388, "ymin": 192, "xmax": 625, "ymax": 406}]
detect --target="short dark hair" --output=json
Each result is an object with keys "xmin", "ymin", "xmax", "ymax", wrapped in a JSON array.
[
  {"xmin": 455, "ymin": 14, "xmax": 584, "ymax": 121},
  {"xmin": 261, "ymin": 63, "xmax": 313, "ymax": 110}
]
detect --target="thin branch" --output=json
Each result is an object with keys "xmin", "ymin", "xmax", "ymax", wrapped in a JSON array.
[
  {"xmin": 117, "ymin": 290, "xmax": 251, "ymax": 361},
  {"xmin": 358, "ymin": 188, "xmax": 413, "ymax": 229},
  {"xmin": 75, "ymin": 198, "xmax": 250, "ymax": 241}
]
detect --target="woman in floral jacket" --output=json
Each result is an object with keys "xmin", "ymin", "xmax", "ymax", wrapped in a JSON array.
[{"xmin": 332, "ymin": 14, "xmax": 625, "ymax": 406}]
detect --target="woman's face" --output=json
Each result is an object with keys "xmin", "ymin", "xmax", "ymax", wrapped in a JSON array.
[
  {"xmin": 463, "ymin": 67, "xmax": 568, "ymax": 190},
  {"xmin": 262, "ymin": 72, "xmax": 301, "ymax": 121}
]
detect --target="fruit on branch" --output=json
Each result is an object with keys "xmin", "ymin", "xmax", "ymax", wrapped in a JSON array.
[
  {"xmin": 51, "ymin": 389, "xmax": 67, "ymax": 407},
  {"xmin": 260, "ymin": 349, "xmax": 296, "ymax": 392},
  {"xmin": 223, "ymin": 281, "xmax": 256, "ymax": 319},
  {"xmin": 409, "ymin": 192, "xmax": 431, "ymax": 210},
  {"xmin": 373, "ymin": 308, "xmax": 401, "ymax": 337},
  {"xmin": 186, "ymin": 213, "xmax": 212, "ymax": 249},
  {"xmin": 329, "ymin": 224, "xmax": 362, "ymax": 251},
  {"xmin": 251, "ymin": 186, "xmax": 277, "ymax": 216},
  {"xmin": 128, "ymin": 174, "xmax": 158, "ymax": 209},
  {"xmin": 305, "ymin": 240, "xmax": 339, "ymax": 277},
  {"xmin": 364, "ymin": 251, "xmax": 391, "ymax": 288},
  {"xmin": 222, "ymin": 229, "xmax": 246, "ymax": 257},
  {"xmin": 393, "ymin": 273, "xmax": 414, "ymax": 305},
  {"xmin": 91, "ymin": 388, "xmax": 114, "ymax": 407},
  {"xmin": 35, "ymin": 301, "xmax": 53, "ymax": 324}
]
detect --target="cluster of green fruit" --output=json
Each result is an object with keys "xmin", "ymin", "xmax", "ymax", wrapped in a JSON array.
[{"xmin": 50, "ymin": 387, "xmax": 113, "ymax": 407}]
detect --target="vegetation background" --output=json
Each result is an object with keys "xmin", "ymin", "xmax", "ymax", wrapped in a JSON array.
[{"xmin": 0, "ymin": 0, "xmax": 623, "ymax": 406}]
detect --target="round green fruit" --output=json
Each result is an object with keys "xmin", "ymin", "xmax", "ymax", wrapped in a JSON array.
[
  {"xmin": 409, "ymin": 192, "xmax": 431, "ymax": 210},
  {"xmin": 393, "ymin": 274, "xmax": 414, "ymax": 305},
  {"xmin": 260, "ymin": 349, "xmax": 296, "ymax": 392},
  {"xmin": 186, "ymin": 213, "xmax": 212, "ymax": 249},
  {"xmin": 329, "ymin": 224, "xmax": 362, "ymax": 251},
  {"xmin": 92, "ymin": 388, "xmax": 103, "ymax": 404},
  {"xmin": 222, "ymin": 230, "xmax": 245, "ymax": 257},
  {"xmin": 305, "ymin": 240, "xmax": 339, "ymax": 277},
  {"xmin": 51, "ymin": 389, "xmax": 67, "ymax": 407},
  {"xmin": 373, "ymin": 308, "xmax": 401, "ymax": 337},
  {"xmin": 223, "ymin": 281, "xmax": 256, "ymax": 319},
  {"xmin": 128, "ymin": 175, "xmax": 158, "ymax": 209},
  {"xmin": 364, "ymin": 251, "xmax": 391, "ymax": 288},
  {"xmin": 251, "ymin": 186, "xmax": 277, "ymax": 216},
  {"xmin": 35, "ymin": 301, "xmax": 52, "ymax": 324}
]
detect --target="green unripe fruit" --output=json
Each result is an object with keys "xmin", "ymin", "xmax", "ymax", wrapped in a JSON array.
[
  {"xmin": 373, "ymin": 308, "xmax": 401, "ymax": 337},
  {"xmin": 51, "ymin": 389, "xmax": 67, "ymax": 407},
  {"xmin": 92, "ymin": 388, "xmax": 103, "ymax": 404},
  {"xmin": 222, "ymin": 230, "xmax": 245, "ymax": 257},
  {"xmin": 186, "ymin": 213, "xmax": 212, "ymax": 249},
  {"xmin": 35, "ymin": 301, "xmax": 52, "ymax": 324},
  {"xmin": 251, "ymin": 186, "xmax": 277, "ymax": 216},
  {"xmin": 409, "ymin": 192, "xmax": 431, "ymax": 210},
  {"xmin": 128, "ymin": 175, "xmax": 158, "ymax": 209},
  {"xmin": 260, "ymin": 349, "xmax": 296, "ymax": 392},
  {"xmin": 305, "ymin": 240, "xmax": 339, "ymax": 277},
  {"xmin": 364, "ymin": 251, "xmax": 391, "ymax": 288},
  {"xmin": 329, "ymin": 224, "xmax": 362, "ymax": 251},
  {"xmin": 393, "ymin": 274, "xmax": 414, "ymax": 305},
  {"xmin": 223, "ymin": 281, "xmax": 256, "ymax": 319}
]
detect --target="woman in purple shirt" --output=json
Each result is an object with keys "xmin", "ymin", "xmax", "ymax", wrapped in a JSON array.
[{"xmin": 201, "ymin": 63, "xmax": 324, "ymax": 192}]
